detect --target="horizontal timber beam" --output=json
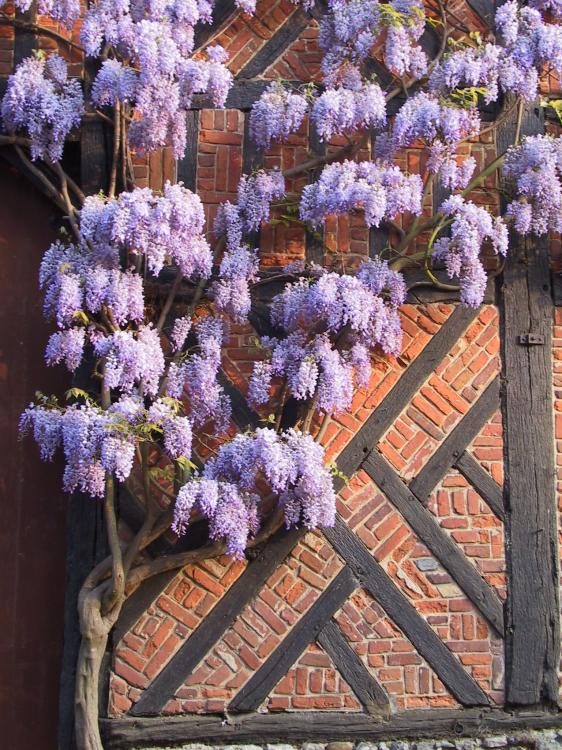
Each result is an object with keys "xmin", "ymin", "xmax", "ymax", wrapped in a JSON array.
[{"xmin": 101, "ymin": 708, "xmax": 562, "ymax": 748}]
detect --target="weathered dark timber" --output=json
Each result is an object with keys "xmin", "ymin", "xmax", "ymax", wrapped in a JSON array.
[
  {"xmin": 305, "ymin": 119, "xmax": 326, "ymax": 265},
  {"xmin": 130, "ymin": 528, "xmax": 304, "ymax": 715},
  {"xmin": 194, "ymin": 0, "xmax": 237, "ymax": 48},
  {"xmin": 466, "ymin": 0, "xmax": 495, "ymax": 28},
  {"xmin": 317, "ymin": 619, "xmax": 391, "ymax": 718},
  {"xmin": 242, "ymin": 111, "xmax": 263, "ymax": 248},
  {"xmin": 237, "ymin": 8, "xmax": 313, "ymax": 79},
  {"xmin": 81, "ymin": 63, "xmax": 110, "ymax": 195},
  {"xmin": 59, "ymin": 491, "xmax": 110, "ymax": 749},
  {"xmin": 192, "ymin": 79, "xmax": 302, "ymax": 111},
  {"xmin": 454, "ymin": 450, "xmax": 504, "ymax": 521},
  {"xmin": 325, "ymin": 517, "xmax": 489, "ymax": 706},
  {"xmin": 218, "ymin": 369, "xmax": 261, "ymax": 429},
  {"xmin": 101, "ymin": 707, "xmax": 562, "ymax": 748},
  {"xmin": 409, "ymin": 376, "xmax": 501, "ymax": 502},
  {"xmin": 229, "ymin": 567, "xmax": 358, "ymax": 712},
  {"xmin": 57, "ymin": 49, "xmax": 112, "ymax": 747},
  {"xmin": 405, "ymin": 273, "xmax": 495, "ymax": 305},
  {"xmin": 498, "ymin": 105, "xmax": 560, "ymax": 706},
  {"xmin": 14, "ymin": 4, "xmax": 37, "ymax": 65},
  {"xmin": 176, "ymin": 111, "xmax": 199, "ymax": 190},
  {"xmin": 552, "ymin": 273, "xmax": 562, "ymax": 307},
  {"xmin": 334, "ymin": 305, "xmax": 479, "ymax": 485},
  {"xmin": 363, "ymin": 451, "xmax": 504, "ymax": 636}
]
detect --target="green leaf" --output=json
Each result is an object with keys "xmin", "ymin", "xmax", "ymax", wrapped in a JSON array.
[
  {"xmin": 544, "ymin": 99, "xmax": 562, "ymax": 125},
  {"xmin": 328, "ymin": 461, "xmax": 349, "ymax": 485},
  {"xmin": 65, "ymin": 387, "xmax": 93, "ymax": 403},
  {"xmin": 175, "ymin": 456, "xmax": 198, "ymax": 472}
]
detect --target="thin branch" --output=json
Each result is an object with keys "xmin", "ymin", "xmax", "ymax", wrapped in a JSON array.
[
  {"xmin": 108, "ymin": 101, "xmax": 121, "ymax": 198},
  {"xmin": 13, "ymin": 146, "xmax": 68, "ymax": 213},
  {"xmin": 101, "ymin": 473, "xmax": 126, "ymax": 615},
  {"xmin": 51, "ymin": 160, "xmax": 82, "ymax": 239},
  {"xmin": 156, "ymin": 268, "xmax": 183, "ymax": 332}
]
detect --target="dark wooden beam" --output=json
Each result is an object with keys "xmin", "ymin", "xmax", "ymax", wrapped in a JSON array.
[
  {"xmin": 192, "ymin": 79, "xmax": 302, "ymax": 111},
  {"xmin": 317, "ymin": 619, "xmax": 391, "ymax": 718},
  {"xmin": 334, "ymin": 305, "xmax": 480, "ymax": 483},
  {"xmin": 363, "ymin": 452, "xmax": 504, "ymax": 636},
  {"xmin": 14, "ymin": 3, "xmax": 36, "ymax": 65},
  {"xmin": 176, "ymin": 110, "xmax": 199, "ymax": 190},
  {"xmin": 101, "ymin": 707, "xmax": 562, "ymax": 747},
  {"xmin": 325, "ymin": 517, "xmax": 490, "ymax": 706},
  {"xmin": 218, "ymin": 369, "xmax": 261, "ymax": 430},
  {"xmin": 466, "ymin": 0, "xmax": 495, "ymax": 28},
  {"xmin": 409, "ymin": 376, "xmax": 501, "ymax": 502},
  {"xmin": 405, "ymin": 274, "xmax": 495, "ymax": 305},
  {"xmin": 194, "ymin": 0, "xmax": 237, "ymax": 49},
  {"xmin": 229, "ymin": 567, "xmax": 358, "ymax": 712},
  {"xmin": 498, "ymin": 105, "xmax": 560, "ymax": 707},
  {"xmin": 130, "ymin": 528, "xmax": 304, "ymax": 715},
  {"xmin": 454, "ymin": 450, "xmax": 504, "ymax": 521},
  {"xmin": 237, "ymin": 8, "xmax": 314, "ymax": 79},
  {"xmin": 305, "ymin": 119, "xmax": 326, "ymax": 266}
]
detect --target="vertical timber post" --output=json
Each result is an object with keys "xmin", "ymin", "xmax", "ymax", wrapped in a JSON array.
[
  {"xmin": 499, "ymin": 104, "xmax": 560, "ymax": 707},
  {"xmin": 58, "ymin": 63, "xmax": 111, "ymax": 750}
]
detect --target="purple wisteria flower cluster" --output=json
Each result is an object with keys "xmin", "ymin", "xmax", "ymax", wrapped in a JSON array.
[
  {"xmin": 212, "ymin": 169, "xmax": 285, "ymax": 321},
  {"xmin": 384, "ymin": 92, "xmax": 480, "ymax": 189},
  {"xmin": 249, "ymin": 259, "xmax": 406, "ymax": 414},
  {"xmin": 7, "ymin": 0, "xmax": 562, "ymax": 573},
  {"xmin": 1, "ymin": 0, "xmax": 234, "ymax": 158},
  {"xmin": 429, "ymin": 2, "xmax": 562, "ymax": 104},
  {"xmin": 310, "ymin": 81, "xmax": 386, "ymax": 142},
  {"xmin": 300, "ymin": 159, "xmax": 423, "ymax": 228},
  {"xmin": 166, "ymin": 316, "xmax": 232, "ymax": 433},
  {"xmin": 503, "ymin": 135, "xmax": 562, "ymax": 235},
  {"xmin": 1, "ymin": 54, "xmax": 83, "ymax": 161},
  {"xmin": 20, "ymin": 395, "xmax": 193, "ymax": 497},
  {"xmin": 249, "ymin": 82, "xmax": 309, "ymax": 149},
  {"xmin": 81, "ymin": 182, "xmax": 212, "ymax": 279},
  {"xmin": 318, "ymin": 0, "xmax": 427, "ymax": 85},
  {"xmin": 434, "ymin": 196, "xmax": 508, "ymax": 307},
  {"xmin": 172, "ymin": 427, "xmax": 336, "ymax": 558}
]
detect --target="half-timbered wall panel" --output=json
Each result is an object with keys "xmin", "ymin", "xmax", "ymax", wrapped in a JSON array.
[{"xmin": 2, "ymin": 1, "xmax": 562, "ymax": 746}]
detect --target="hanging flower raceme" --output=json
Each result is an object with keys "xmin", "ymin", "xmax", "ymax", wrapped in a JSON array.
[
  {"xmin": 318, "ymin": 0, "xmax": 427, "ymax": 86},
  {"xmin": 80, "ymin": 182, "xmax": 212, "ymax": 279},
  {"xmin": 211, "ymin": 169, "xmax": 285, "ymax": 322},
  {"xmin": 429, "ymin": 3, "xmax": 562, "ymax": 105},
  {"xmin": 300, "ymin": 159, "xmax": 423, "ymax": 228},
  {"xmin": 310, "ymin": 81, "xmax": 386, "ymax": 141},
  {"xmin": 1, "ymin": 54, "xmax": 83, "ymax": 162},
  {"xmin": 172, "ymin": 427, "xmax": 336, "ymax": 558},
  {"xmin": 166, "ymin": 316, "xmax": 232, "ymax": 433},
  {"xmin": 384, "ymin": 92, "xmax": 480, "ymax": 190},
  {"xmin": 249, "ymin": 82, "xmax": 309, "ymax": 149},
  {"xmin": 248, "ymin": 260, "xmax": 406, "ymax": 414},
  {"xmin": 20, "ymin": 394, "xmax": 193, "ymax": 497},
  {"xmin": 503, "ymin": 135, "xmax": 562, "ymax": 236},
  {"xmin": 433, "ymin": 196, "xmax": 508, "ymax": 308},
  {"xmin": 95, "ymin": 325, "xmax": 165, "ymax": 397}
]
